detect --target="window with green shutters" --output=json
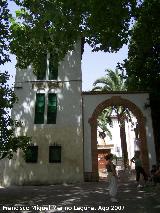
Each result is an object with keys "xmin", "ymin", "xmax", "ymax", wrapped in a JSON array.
[
  {"xmin": 34, "ymin": 93, "xmax": 45, "ymax": 124},
  {"xmin": 47, "ymin": 93, "xmax": 57, "ymax": 124},
  {"xmin": 49, "ymin": 145, "xmax": 61, "ymax": 163},
  {"xmin": 49, "ymin": 53, "xmax": 58, "ymax": 80}
]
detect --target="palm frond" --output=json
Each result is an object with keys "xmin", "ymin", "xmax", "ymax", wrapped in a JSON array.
[
  {"xmin": 93, "ymin": 77, "xmax": 108, "ymax": 85},
  {"xmin": 92, "ymin": 86, "xmax": 103, "ymax": 91}
]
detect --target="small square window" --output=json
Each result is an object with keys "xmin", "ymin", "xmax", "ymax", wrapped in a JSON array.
[
  {"xmin": 49, "ymin": 145, "xmax": 61, "ymax": 163},
  {"xmin": 25, "ymin": 146, "xmax": 38, "ymax": 163}
]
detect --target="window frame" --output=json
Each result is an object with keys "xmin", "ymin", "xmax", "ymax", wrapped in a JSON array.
[
  {"xmin": 49, "ymin": 145, "xmax": 61, "ymax": 163},
  {"xmin": 34, "ymin": 93, "xmax": 45, "ymax": 124},
  {"xmin": 25, "ymin": 146, "xmax": 38, "ymax": 163},
  {"xmin": 47, "ymin": 93, "xmax": 57, "ymax": 124}
]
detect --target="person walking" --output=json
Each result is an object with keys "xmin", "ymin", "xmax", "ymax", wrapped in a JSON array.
[
  {"xmin": 105, "ymin": 153, "xmax": 118, "ymax": 202},
  {"xmin": 131, "ymin": 151, "xmax": 148, "ymax": 187}
]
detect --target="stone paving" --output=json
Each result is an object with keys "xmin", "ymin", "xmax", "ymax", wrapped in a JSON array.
[{"xmin": 0, "ymin": 177, "xmax": 160, "ymax": 213}]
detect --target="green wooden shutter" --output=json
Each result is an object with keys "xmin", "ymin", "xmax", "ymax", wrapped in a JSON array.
[
  {"xmin": 34, "ymin": 93, "xmax": 45, "ymax": 124},
  {"xmin": 49, "ymin": 145, "xmax": 61, "ymax": 163},
  {"xmin": 25, "ymin": 146, "xmax": 38, "ymax": 163},
  {"xmin": 47, "ymin": 93, "xmax": 57, "ymax": 124},
  {"xmin": 49, "ymin": 53, "xmax": 58, "ymax": 80}
]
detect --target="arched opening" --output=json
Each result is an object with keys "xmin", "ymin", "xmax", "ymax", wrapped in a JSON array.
[
  {"xmin": 88, "ymin": 96, "xmax": 149, "ymax": 181},
  {"xmin": 97, "ymin": 106, "xmax": 138, "ymax": 180}
]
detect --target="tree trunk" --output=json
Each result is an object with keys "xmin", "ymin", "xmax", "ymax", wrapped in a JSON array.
[{"xmin": 119, "ymin": 116, "xmax": 128, "ymax": 169}]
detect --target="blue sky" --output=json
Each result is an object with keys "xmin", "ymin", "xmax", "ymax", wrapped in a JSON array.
[
  {"xmin": 82, "ymin": 44, "xmax": 128, "ymax": 91},
  {"xmin": 1, "ymin": 1, "xmax": 128, "ymax": 91}
]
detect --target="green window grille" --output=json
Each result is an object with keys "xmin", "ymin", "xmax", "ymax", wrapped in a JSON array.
[
  {"xmin": 49, "ymin": 53, "xmax": 58, "ymax": 80},
  {"xmin": 47, "ymin": 93, "xmax": 57, "ymax": 124},
  {"xmin": 25, "ymin": 146, "xmax": 38, "ymax": 163},
  {"xmin": 34, "ymin": 93, "xmax": 45, "ymax": 124},
  {"xmin": 36, "ymin": 54, "xmax": 47, "ymax": 80},
  {"xmin": 49, "ymin": 145, "xmax": 61, "ymax": 163}
]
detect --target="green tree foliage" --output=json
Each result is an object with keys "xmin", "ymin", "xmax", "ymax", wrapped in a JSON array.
[
  {"xmin": 0, "ymin": 72, "xmax": 30, "ymax": 159},
  {"xmin": 0, "ymin": 0, "xmax": 30, "ymax": 159},
  {"xmin": 121, "ymin": 0, "xmax": 160, "ymax": 162},
  {"xmin": 0, "ymin": 0, "xmax": 10, "ymax": 65},
  {"xmin": 123, "ymin": 0, "xmax": 160, "ymax": 94},
  {"xmin": 10, "ymin": 0, "xmax": 138, "ymax": 74}
]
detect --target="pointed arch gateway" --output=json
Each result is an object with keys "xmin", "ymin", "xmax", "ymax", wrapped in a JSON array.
[{"xmin": 88, "ymin": 96, "xmax": 149, "ymax": 181}]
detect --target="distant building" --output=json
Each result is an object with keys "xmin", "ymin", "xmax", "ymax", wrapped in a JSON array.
[{"xmin": 97, "ymin": 116, "xmax": 137, "ymax": 175}]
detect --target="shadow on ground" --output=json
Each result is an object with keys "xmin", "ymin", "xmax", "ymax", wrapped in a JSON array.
[{"xmin": 0, "ymin": 180, "xmax": 160, "ymax": 213}]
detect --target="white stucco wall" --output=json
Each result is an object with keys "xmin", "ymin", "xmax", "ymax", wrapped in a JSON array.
[
  {"xmin": 2, "ymin": 42, "xmax": 84, "ymax": 186},
  {"xmin": 83, "ymin": 93, "xmax": 156, "ymax": 173}
]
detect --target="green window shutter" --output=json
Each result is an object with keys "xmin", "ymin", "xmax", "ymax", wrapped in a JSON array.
[
  {"xmin": 34, "ymin": 93, "xmax": 45, "ymax": 124},
  {"xmin": 25, "ymin": 146, "xmax": 38, "ymax": 163},
  {"xmin": 49, "ymin": 53, "xmax": 58, "ymax": 80},
  {"xmin": 47, "ymin": 93, "xmax": 57, "ymax": 124},
  {"xmin": 49, "ymin": 145, "xmax": 61, "ymax": 163}
]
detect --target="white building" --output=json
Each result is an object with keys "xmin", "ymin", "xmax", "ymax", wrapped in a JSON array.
[{"xmin": 2, "ymin": 42, "xmax": 84, "ymax": 186}]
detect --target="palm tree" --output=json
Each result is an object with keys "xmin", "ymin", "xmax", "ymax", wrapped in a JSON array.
[
  {"xmin": 92, "ymin": 68, "xmax": 131, "ymax": 169},
  {"xmin": 92, "ymin": 68, "xmax": 126, "ymax": 91},
  {"xmin": 97, "ymin": 107, "xmax": 113, "ymax": 142}
]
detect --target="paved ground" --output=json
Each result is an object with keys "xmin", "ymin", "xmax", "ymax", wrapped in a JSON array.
[{"xmin": 0, "ymin": 178, "xmax": 160, "ymax": 213}]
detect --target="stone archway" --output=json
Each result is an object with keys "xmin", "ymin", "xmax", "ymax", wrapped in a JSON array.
[{"xmin": 88, "ymin": 96, "xmax": 149, "ymax": 181}]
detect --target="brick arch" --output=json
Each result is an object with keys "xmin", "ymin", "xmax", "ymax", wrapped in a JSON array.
[{"xmin": 88, "ymin": 96, "xmax": 149, "ymax": 181}]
